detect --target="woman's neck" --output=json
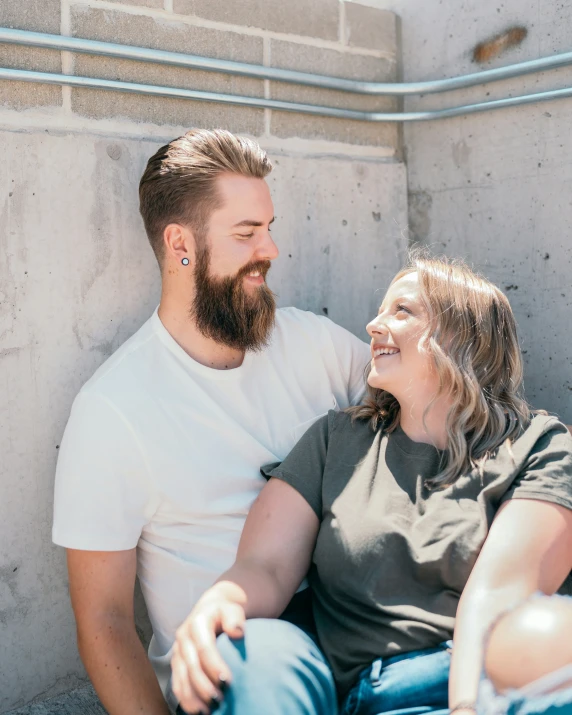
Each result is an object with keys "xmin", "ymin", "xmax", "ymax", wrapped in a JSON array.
[{"xmin": 397, "ymin": 392, "xmax": 452, "ymax": 451}]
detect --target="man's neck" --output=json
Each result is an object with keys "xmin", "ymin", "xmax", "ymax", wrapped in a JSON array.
[{"xmin": 158, "ymin": 295, "xmax": 245, "ymax": 371}]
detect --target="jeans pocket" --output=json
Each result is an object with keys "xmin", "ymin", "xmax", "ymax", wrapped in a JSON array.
[{"xmin": 342, "ymin": 676, "xmax": 368, "ymax": 715}]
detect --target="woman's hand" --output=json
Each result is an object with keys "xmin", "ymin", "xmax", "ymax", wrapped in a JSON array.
[{"xmin": 171, "ymin": 581, "xmax": 247, "ymax": 714}]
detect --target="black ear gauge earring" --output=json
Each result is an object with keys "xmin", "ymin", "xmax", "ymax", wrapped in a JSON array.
[{"xmin": 181, "ymin": 258, "xmax": 189, "ymax": 266}]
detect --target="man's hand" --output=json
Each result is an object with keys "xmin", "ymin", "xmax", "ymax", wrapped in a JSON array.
[{"xmin": 171, "ymin": 582, "xmax": 247, "ymax": 714}]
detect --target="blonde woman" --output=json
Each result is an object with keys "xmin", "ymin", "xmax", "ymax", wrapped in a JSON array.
[{"xmin": 171, "ymin": 255, "xmax": 572, "ymax": 715}]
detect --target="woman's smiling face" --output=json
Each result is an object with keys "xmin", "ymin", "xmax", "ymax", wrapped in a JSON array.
[{"xmin": 366, "ymin": 272, "xmax": 438, "ymax": 398}]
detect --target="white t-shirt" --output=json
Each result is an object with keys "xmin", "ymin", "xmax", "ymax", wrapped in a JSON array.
[{"xmin": 52, "ymin": 306, "xmax": 370, "ymax": 705}]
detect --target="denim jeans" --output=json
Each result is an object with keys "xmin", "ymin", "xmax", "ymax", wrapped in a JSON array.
[
  {"xmin": 176, "ymin": 620, "xmax": 451, "ymax": 715},
  {"xmin": 340, "ymin": 641, "xmax": 452, "ymax": 715},
  {"xmin": 477, "ymin": 664, "xmax": 572, "ymax": 715}
]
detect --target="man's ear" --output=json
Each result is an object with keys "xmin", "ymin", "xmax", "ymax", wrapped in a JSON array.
[{"xmin": 163, "ymin": 223, "xmax": 195, "ymax": 266}]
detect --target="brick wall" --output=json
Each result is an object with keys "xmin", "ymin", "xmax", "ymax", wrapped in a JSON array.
[{"xmin": 0, "ymin": 0, "xmax": 400, "ymax": 150}]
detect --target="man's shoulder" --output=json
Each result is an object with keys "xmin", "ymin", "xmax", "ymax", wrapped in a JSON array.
[{"xmin": 79, "ymin": 311, "xmax": 158, "ymax": 401}]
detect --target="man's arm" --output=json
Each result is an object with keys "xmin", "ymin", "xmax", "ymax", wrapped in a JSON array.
[{"xmin": 67, "ymin": 548, "xmax": 169, "ymax": 715}]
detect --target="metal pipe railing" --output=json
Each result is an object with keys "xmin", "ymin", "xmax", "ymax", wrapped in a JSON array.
[
  {"xmin": 2, "ymin": 27, "xmax": 572, "ymax": 96},
  {"xmin": 3, "ymin": 66, "xmax": 572, "ymax": 122}
]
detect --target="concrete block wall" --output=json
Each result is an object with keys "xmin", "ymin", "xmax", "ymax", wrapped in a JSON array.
[
  {"xmin": 0, "ymin": 1, "xmax": 406, "ymax": 712},
  {"xmin": 0, "ymin": 0, "xmax": 401, "ymax": 147}
]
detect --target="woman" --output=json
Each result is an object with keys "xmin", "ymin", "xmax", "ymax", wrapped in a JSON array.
[{"xmin": 171, "ymin": 255, "xmax": 572, "ymax": 715}]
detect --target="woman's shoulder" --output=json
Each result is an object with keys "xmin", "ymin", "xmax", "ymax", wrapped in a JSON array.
[{"xmin": 515, "ymin": 413, "xmax": 572, "ymax": 455}]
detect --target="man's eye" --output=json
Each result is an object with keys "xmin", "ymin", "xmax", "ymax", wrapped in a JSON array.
[{"xmin": 237, "ymin": 233, "xmax": 254, "ymax": 240}]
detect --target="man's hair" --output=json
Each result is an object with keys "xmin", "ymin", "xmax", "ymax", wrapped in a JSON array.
[
  {"xmin": 349, "ymin": 249, "xmax": 534, "ymax": 489},
  {"xmin": 139, "ymin": 128, "xmax": 273, "ymax": 263}
]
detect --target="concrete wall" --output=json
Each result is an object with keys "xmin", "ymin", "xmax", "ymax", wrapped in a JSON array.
[
  {"xmin": 0, "ymin": 1, "xmax": 406, "ymax": 711},
  {"xmin": 373, "ymin": 0, "xmax": 572, "ymax": 423}
]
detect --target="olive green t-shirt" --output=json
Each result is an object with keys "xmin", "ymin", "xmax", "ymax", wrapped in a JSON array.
[{"xmin": 261, "ymin": 412, "xmax": 572, "ymax": 696}]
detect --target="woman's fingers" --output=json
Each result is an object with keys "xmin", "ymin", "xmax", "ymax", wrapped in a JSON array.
[
  {"xmin": 171, "ymin": 643, "xmax": 211, "ymax": 715},
  {"xmin": 177, "ymin": 618, "xmax": 224, "ymax": 705},
  {"xmin": 172, "ymin": 596, "xmax": 247, "ymax": 712},
  {"xmin": 188, "ymin": 610, "xmax": 234, "ymax": 687},
  {"xmin": 220, "ymin": 602, "xmax": 246, "ymax": 640}
]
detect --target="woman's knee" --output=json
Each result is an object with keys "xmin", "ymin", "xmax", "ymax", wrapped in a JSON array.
[{"xmin": 215, "ymin": 619, "xmax": 337, "ymax": 713}]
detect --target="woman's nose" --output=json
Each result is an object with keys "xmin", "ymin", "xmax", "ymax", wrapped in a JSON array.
[{"xmin": 366, "ymin": 316, "xmax": 388, "ymax": 338}]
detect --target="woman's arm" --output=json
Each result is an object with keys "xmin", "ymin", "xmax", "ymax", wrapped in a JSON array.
[
  {"xmin": 449, "ymin": 498, "xmax": 572, "ymax": 712},
  {"xmin": 172, "ymin": 478, "xmax": 319, "ymax": 713}
]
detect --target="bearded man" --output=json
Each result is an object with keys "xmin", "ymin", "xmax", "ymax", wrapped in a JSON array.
[{"xmin": 52, "ymin": 129, "xmax": 369, "ymax": 715}]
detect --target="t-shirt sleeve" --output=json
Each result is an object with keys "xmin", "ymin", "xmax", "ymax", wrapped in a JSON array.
[
  {"xmin": 501, "ymin": 420, "xmax": 572, "ymax": 511},
  {"xmin": 52, "ymin": 390, "xmax": 158, "ymax": 551},
  {"xmin": 317, "ymin": 316, "xmax": 371, "ymax": 406},
  {"xmin": 261, "ymin": 412, "xmax": 334, "ymax": 520}
]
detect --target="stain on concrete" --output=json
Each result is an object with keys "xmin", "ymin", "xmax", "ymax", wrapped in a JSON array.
[
  {"xmin": 372, "ymin": 211, "xmax": 381, "ymax": 222},
  {"xmin": 0, "ymin": 562, "xmax": 31, "ymax": 627},
  {"xmin": 452, "ymin": 140, "xmax": 471, "ymax": 169},
  {"xmin": 106, "ymin": 144, "xmax": 122, "ymax": 161},
  {"xmin": 473, "ymin": 26, "xmax": 528, "ymax": 63},
  {"xmin": 408, "ymin": 190, "xmax": 433, "ymax": 244},
  {"xmin": 80, "ymin": 142, "xmax": 116, "ymax": 300}
]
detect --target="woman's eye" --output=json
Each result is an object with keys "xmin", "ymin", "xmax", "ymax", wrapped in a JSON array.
[{"xmin": 396, "ymin": 304, "xmax": 411, "ymax": 314}]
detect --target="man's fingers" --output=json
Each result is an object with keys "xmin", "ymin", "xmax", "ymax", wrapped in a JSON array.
[
  {"xmin": 220, "ymin": 602, "xmax": 246, "ymax": 640},
  {"xmin": 189, "ymin": 612, "xmax": 233, "ymax": 687}
]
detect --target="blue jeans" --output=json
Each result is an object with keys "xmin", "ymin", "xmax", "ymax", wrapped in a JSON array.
[
  {"xmin": 341, "ymin": 642, "xmax": 451, "ymax": 715},
  {"xmin": 176, "ymin": 619, "xmax": 450, "ymax": 715},
  {"xmin": 477, "ymin": 666, "xmax": 572, "ymax": 715}
]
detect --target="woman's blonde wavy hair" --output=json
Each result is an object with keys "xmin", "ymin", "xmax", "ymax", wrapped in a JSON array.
[{"xmin": 350, "ymin": 251, "xmax": 535, "ymax": 489}]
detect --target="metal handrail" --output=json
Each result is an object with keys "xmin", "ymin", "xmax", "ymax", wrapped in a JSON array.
[
  {"xmin": 3, "ymin": 66, "xmax": 572, "ymax": 122},
  {"xmin": 2, "ymin": 27, "xmax": 572, "ymax": 96}
]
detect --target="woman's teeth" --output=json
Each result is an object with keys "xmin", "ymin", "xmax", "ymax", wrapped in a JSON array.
[{"xmin": 373, "ymin": 347, "xmax": 400, "ymax": 357}]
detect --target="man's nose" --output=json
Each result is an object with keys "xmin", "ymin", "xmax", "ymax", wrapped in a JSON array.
[{"xmin": 255, "ymin": 231, "xmax": 279, "ymax": 261}]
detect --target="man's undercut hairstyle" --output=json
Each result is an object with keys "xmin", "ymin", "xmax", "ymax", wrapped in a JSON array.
[{"xmin": 139, "ymin": 128, "xmax": 273, "ymax": 263}]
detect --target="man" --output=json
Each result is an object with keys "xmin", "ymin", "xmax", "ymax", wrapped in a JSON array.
[{"xmin": 52, "ymin": 129, "xmax": 370, "ymax": 714}]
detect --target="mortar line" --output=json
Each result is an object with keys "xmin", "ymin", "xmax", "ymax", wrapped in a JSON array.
[
  {"xmin": 61, "ymin": 0, "xmax": 73, "ymax": 114},
  {"xmin": 338, "ymin": 0, "xmax": 346, "ymax": 46},
  {"xmin": 0, "ymin": 108, "xmax": 398, "ymax": 159},
  {"xmin": 67, "ymin": 0, "xmax": 395, "ymax": 60}
]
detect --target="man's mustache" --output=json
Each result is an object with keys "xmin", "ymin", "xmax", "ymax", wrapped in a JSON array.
[{"xmin": 235, "ymin": 260, "xmax": 272, "ymax": 281}]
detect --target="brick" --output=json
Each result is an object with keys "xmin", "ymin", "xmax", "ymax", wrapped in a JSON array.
[
  {"xmin": 270, "ymin": 38, "xmax": 397, "ymax": 111},
  {"xmin": 0, "ymin": 81, "xmax": 62, "ymax": 111},
  {"xmin": 70, "ymin": 7, "xmax": 265, "ymax": 123},
  {"xmin": 270, "ymin": 110, "xmax": 400, "ymax": 148},
  {"xmin": 72, "ymin": 87, "xmax": 265, "ymax": 134},
  {"xmin": 0, "ymin": 0, "xmax": 61, "ymax": 34},
  {"xmin": 102, "ymin": 0, "xmax": 164, "ymax": 7},
  {"xmin": 0, "ymin": 44, "xmax": 62, "ymax": 111},
  {"xmin": 269, "ymin": 39, "xmax": 400, "ymax": 148},
  {"xmin": 343, "ymin": 3, "xmax": 398, "ymax": 54},
  {"xmin": 173, "ymin": 0, "xmax": 340, "ymax": 41},
  {"xmin": 71, "ymin": 7, "xmax": 263, "ymax": 63},
  {"xmin": 0, "ymin": 45, "xmax": 61, "ymax": 73}
]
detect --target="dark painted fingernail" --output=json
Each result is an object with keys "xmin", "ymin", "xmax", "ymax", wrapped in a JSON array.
[
  {"xmin": 219, "ymin": 674, "xmax": 228, "ymax": 692},
  {"xmin": 210, "ymin": 696, "xmax": 222, "ymax": 711}
]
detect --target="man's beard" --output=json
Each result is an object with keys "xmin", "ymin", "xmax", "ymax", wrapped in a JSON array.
[{"xmin": 191, "ymin": 245, "xmax": 276, "ymax": 352}]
